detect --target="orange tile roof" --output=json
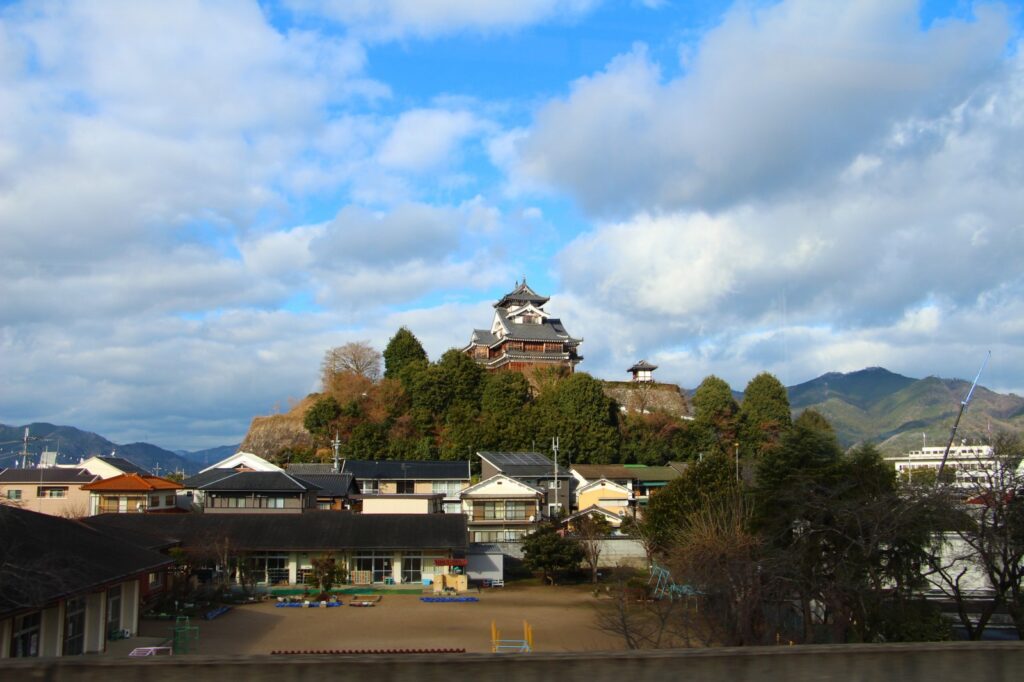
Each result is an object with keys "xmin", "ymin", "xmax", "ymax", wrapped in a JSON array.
[{"xmin": 82, "ymin": 473, "xmax": 183, "ymax": 492}]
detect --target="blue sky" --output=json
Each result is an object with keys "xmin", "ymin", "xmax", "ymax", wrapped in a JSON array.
[{"xmin": 1, "ymin": 0, "xmax": 1022, "ymax": 450}]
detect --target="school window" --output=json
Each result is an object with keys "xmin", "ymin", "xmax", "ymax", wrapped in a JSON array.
[
  {"xmin": 63, "ymin": 597, "xmax": 86, "ymax": 655},
  {"xmin": 11, "ymin": 612, "xmax": 41, "ymax": 657},
  {"xmin": 402, "ymin": 553, "xmax": 422, "ymax": 584},
  {"xmin": 6, "ymin": 489, "xmax": 22, "ymax": 500}
]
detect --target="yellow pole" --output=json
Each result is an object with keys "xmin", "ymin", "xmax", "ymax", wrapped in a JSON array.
[{"xmin": 491, "ymin": 620, "xmax": 498, "ymax": 653}]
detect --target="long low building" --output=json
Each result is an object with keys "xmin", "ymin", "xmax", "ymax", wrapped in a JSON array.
[
  {"xmin": 1, "ymin": 506, "xmax": 173, "ymax": 659},
  {"xmin": 84, "ymin": 511, "xmax": 468, "ymax": 587}
]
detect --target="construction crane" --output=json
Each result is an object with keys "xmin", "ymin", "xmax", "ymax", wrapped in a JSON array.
[{"xmin": 936, "ymin": 351, "xmax": 991, "ymax": 481}]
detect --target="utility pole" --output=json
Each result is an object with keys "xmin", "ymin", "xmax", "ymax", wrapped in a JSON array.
[
  {"xmin": 331, "ymin": 432, "xmax": 341, "ymax": 473},
  {"xmin": 551, "ymin": 436, "xmax": 560, "ymax": 517}
]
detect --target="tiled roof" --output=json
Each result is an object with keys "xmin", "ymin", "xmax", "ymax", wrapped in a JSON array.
[
  {"xmin": 84, "ymin": 511, "xmax": 468, "ymax": 552},
  {"xmin": 92, "ymin": 456, "xmax": 152, "ymax": 476},
  {"xmin": 82, "ymin": 473, "xmax": 182, "ymax": 492},
  {"xmin": 185, "ymin": 470, "xmax": 318, "ymax": 492},
  {"xmin": 1, "ymin": 506, "xmax": 173, "ymax": 619},
  {"xmin": 494, "ymin": 281, "xmax": 550, "ymax": 309},
  {"xmin": 285, "ymin": 463, "xmax": 338, "ymax": 475},
  {"xmin": 0, "ymin": 467, "xmax": 98, "ymax": 484},
  {"xmin": 571, "ymin": 464, "xmax": 638, "ymax": 481},
  {"xmin": 339, "ymin": 460, "xmax": 471, "ymax": 481},
  {"xmin": 493, "ymin": 309, "xmax": 580, "ymax": 344},
  {"xmin": 628, "ymin": 360, "xmax": 658, "ymax": 372},
  {"xmin": 293, "ymin": 473, "xmax": 356, "ymax": 497}
]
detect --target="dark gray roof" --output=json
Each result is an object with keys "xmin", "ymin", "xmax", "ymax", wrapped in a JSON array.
[
  {"xmin": 470, "ymin": 329, "xmax": 498, "ymax": 346},
  {"xmin": 183, "ymin": 470, "xmax": 318, "ymax": 492},
  {"xmin": 494, "ymin": 281, "xmax": 550, "ymax": 309},
  {"xmin": 294, "ymin": 473, "xmax": 356, "ymax": 497},
  {"xmin": 628, "ymin": 360, "xmax": 658, "ymax": 372},
  {"xmin": 286, "ymin": 463, "xmax": 338, "ymax": 475},
  {"xmin": 95, "ymin": 456, "xmax": 151, "ymax": 476},
  {"xmin": 1, "ymin": 506, "xmax": 173, "ymax": 619},
  {"xmin": 478, "ymin": 451, "xmax": 571, "ymax": 478},
  {"xmin": 84, "ymin": 511, "xmax": 468, "ymax": 552},
  {"xmin": 0, "ymin": 467, "xmax": 97, "ymax": 484},
  {"xmin": 340, "ymin": 460, "xmax": 471, "ymax": 481},
  {"xmin": 493, "ymin": 309, "xmax": 580, "ymax": 344}
]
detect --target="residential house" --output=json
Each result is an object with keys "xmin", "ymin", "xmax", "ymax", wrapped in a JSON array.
[
  {"xmin": 291, "ymin": 472, "xmax": 358, "ymax": 510},
  {"xmin": 0, "ymin": 506, "xmax": 173, "ymax": 658},
  {"xmin": 81, "ymin": 473, "xmax": 183, "ymax": 515},
  {"xmin": 478, "ymin": 451, "xmax": 573, "ymax": 517},
  {"xmin": 198, "ymin": 451, "xmax": 282, "ymax": 474},
  {"xmin": 60, "ymin": 455, "xmax": 152, "ymax": 480},
  {"xmin": 0, "ymin": 468, "xmax": 98, "ymax": 517},
  {"xmin": 181, "ymin": 470, "xmax": 319, "ymax": 514},
  {"xmin": 563, "ymin": 505, "xmax": 629, "ymax": 532},
  {"xmin": 459, "ymin": 474, "xmax": 546, "ymax": 543},
  {"xmin": 86, "ymin": 511, "xmax": 468, "ymax": 587},
  {"xmin": 575, "ymin": 478, "xmax": 633, "ymax": 518},
  {"xmin": 294, "ymin": 460, "xmax": 472, "ymax": 514}
]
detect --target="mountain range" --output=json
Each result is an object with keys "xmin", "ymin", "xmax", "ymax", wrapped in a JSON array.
[
  {"xmin": 783, "ymin": 367, "xmax": 1024, "ymax": 453},
  {"xmin": 0, "ymin": 423, "xmax": 238, "ymax": 476}
]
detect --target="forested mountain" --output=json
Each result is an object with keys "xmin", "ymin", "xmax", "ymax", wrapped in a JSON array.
[{"xmin": 785, "ymin": 367, "xmax": 1024, "ymax": 453}]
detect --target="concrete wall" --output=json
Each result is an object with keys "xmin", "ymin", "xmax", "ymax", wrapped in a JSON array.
[{"xmin": 5, "ymin": 643, "xmax": 1023, "ymax": 681}]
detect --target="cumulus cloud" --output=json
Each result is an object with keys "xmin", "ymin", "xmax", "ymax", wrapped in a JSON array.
[
  {"xmin": 513, "ymin": 0, "xmax": 1012, "ymax": 215},
  {"xmin": 287, "ymin": 0, "xmax": 598, "ymax": 40},
  {"xmin": 377, "ymin": 108, "xmax": 483, "ymax": 172},
  {"xmin": 551, "ymin": 34, "xmax": 1024, "ymax": 394}
]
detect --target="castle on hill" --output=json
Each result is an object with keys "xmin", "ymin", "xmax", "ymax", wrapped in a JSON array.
[{"xmin": 463, "ymin": 280, "xmax": 582, "ymax": 374}]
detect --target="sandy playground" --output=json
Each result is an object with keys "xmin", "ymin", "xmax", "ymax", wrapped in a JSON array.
[{"xmin": 136, "ymin": 585, "xmax": 626, "ymax": 655}]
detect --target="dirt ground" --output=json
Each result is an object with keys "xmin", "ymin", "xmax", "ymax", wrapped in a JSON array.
[{"xmin": 137, "ymin": 585, "xmax": 626, "ymax": 655}]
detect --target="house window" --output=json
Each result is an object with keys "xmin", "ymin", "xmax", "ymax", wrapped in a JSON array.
[
  {"xmin": 318, "ymin": 501, "xmax": 332, "ymax": 510},
  {"xmin": 6, "ymin": 489, "xmax": 22, "ymax": 500},
  {"xmin": 361, "ymin": 480, "xmax": 379, "ymax": 494},
  {"xmin": 432, "ymin": 480, "xmax": 463, "ymax": 496},
  {"xmin": 10, "ymin": 612, "xmax": 41, "ymax": 657},
  {"xmin": 36, "ymin": 486, "xmax": 68, "ymax": 498},
  {"xmin": 402, "ymin": 553, "xmax": 422, "ymax": 584},
  {"xmin": 165, "ymin": 495, "xmax": 174, "ymax": 506},
  {"xmin": 63, "ymin": 596, "xmax": 86, "ymax": 655},
  {"xmin": 149, "ymin": 572, "xmax": 162, "ymax": 589},
  {"xmin": 396, "ymin": 480, "xmax": 414, "ymax": 494},
  {"xmin": 150, "ymin": 496, "xmax": 159, "ymax": 507}
]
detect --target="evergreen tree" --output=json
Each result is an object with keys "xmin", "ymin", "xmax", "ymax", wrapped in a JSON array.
[
  {"xmin": 536, "ymin": 372, "xmax": 620, "ymax": 464},
  {"xmin": 643, "ymin": 452, "xmax": 738, "ymax": 552},
  {"xmin": 382, "ymin": 327, "xmax": 428, "ymax": 380},
  {"xmin": 522, "ymin": 523, "xmax": 584, "ymax": 585},
  {"xmin": 692, "ymin": 375, "xmax": 740, "ymax": 456},
  {"xmin": 304, "ymin": 396, "xmax": 341, "ymax": 440},
  {"xmin": 739, "ymin": 372, "xmax": 792, "ymax": 458}
]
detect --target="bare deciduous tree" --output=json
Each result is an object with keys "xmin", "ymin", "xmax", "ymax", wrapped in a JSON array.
[
  {"xmin": 571, "ymin": 513, "xmax": 612, "ymax": 584},
  {"xmin": 321, "ymin": 341, "xmax": 382, "ymax": 386}
]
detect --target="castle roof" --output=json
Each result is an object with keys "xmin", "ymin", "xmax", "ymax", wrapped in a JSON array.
[
  {"xmin": 628, "ymin": 360, "xmax": 658, "ymax": 373},
  {"xmin": 494, "ymin": 280, "xmax": 550, "ymax": 309}
]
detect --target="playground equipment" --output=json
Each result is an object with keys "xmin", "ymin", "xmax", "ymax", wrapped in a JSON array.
[
  {"xmin": 172, "ymin": 616, "xmax": 199, "ymax": 654},
  {"xmin": 490, "ymin": 620, "xmax": 533, "ymax": 653},
  {"xmin": 649, "ymin": 563, "xmax": 700, "ymax": 601}
]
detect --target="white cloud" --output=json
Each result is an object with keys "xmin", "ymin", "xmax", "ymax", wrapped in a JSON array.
[
  {"xmin": 513, "ymin": 0, "xmax": 1012, "ymax": 215},
  {"xmin": 377, "ymin": 108, "xmax": 482, "ymax": 172},
  {"xmin": 287, "ymin": 0, "xmax": 599, "ymax": 40}
]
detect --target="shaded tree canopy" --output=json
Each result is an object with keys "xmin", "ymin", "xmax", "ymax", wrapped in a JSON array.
[
  {"xmin": 692, "ymin": 375, "xmax": 740, "ymax": 456},
  {"xmin": 739, "ymin": 372, "xmax": 792, "ymax": 457},
  {"xmin": 382, "ymin": 327, "xmax": 428, "ymax": 380}
]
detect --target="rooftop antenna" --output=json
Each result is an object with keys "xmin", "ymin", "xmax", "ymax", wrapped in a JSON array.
[{"xmin": 937, "ymin": 351, "xmax": 991, "ymax": 481}]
